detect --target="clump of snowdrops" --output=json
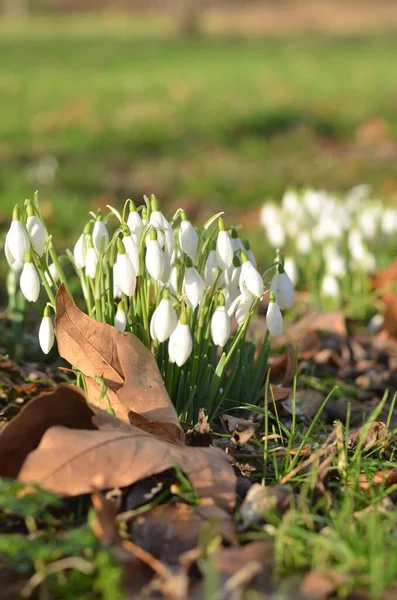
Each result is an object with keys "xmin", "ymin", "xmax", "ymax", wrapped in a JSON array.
[
  {"xmin": 260, "ymin": 185, "xmax": 397, "ymax": 311},
  {"xmin": 4, "ymin": 193, "xmax": 295, "ymax": 420}
]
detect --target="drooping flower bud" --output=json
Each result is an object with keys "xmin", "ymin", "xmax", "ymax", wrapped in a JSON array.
[
  {"xmin": 230, "ymin": 227, "xmax": 244, "ymax": 253},
  {"xmin": 26, "ymin": 203, "xmax": 45, "ymax": 256},
  {"xmin": 183, "ymin": 256, "xmax": 205, "ymax": 308},
  {"xmin": 114, "ymin": 300, "xmax": 127, "ymax": 332},
  {"xmin": 126, "ymin": 201, "xmax": 144, "ymax": 244},
  {"xmin": 266, "ymin": 292, "xmax": 283, "ymax": 336},
  {"xmin": 39, "ymin": 305, "xmax": 55, "ymax": 354},
  {"xmin": 168, "ymin": 309, "xmax": 193, "ymax": 366},
  {"xmin": 122, "ymin": 233, "xmax": 140, "ymax": 276},
  {"xmin": 92, "ymin": 213, "xmax": 109, "ymax": 253},
  {"xmin": 5, "ymin": 205, "xmax": 30, "ymax": 267},
  {"xmin": 204, "ymin": 247, "xmax": 219, "ymax": 287},
  {"xmin": 149, "ymin": 195, "xmax": 174, "ymax": 256},
  {"xmin": 239, "ymin": 252, "xmax": 264, "ymax": 298},
  {"xmin": 115, "ymin": 239, "xmax": 136, "ymax": 296},
  {"xmin": 210, "ymin": 292, "xmax": 230, "ymax": 347},
  {"xmin": 216, "ymin": 218, "xmax": 233, "ymax": 270},
  {"xmin": 179, "ymin": 211, "xmax": 198, "ymax": 260},
  {"xmin": 20, "ymin": 249, "xmax": 40, "ymax": 302},
  {"xmin": 321, "ymin": 274, "xmax": 340, "ymax": 298},
  {"xmin": 270, "ymin": 264, "xmax": 295, "ymax": 310},
  {"xmin": 85, "ymin": 238, "xmax": 99, "ymax": 279},
  {"xmin": 150, "ymin": 293, "xmax": 178, "ymax": 342},
  {"xmin": 145, "ymin": 227, "xmax": 165, "ymax": 281}
]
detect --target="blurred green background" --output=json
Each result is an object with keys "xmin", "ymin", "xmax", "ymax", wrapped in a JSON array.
[{"xmin": 1, "ymin": 0, "xmax": 397, "ymax": 245}]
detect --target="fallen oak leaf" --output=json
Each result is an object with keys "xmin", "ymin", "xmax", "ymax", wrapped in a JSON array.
[{"xmin": 55, "ymin": 285, "xmax": 182, "ymax": 437}]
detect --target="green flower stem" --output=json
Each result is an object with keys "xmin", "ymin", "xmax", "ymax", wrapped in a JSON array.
[
  {"xmin": 48, "ymin": 243, "xmax": 73, "ymax": 301},
  {"xmin": 34, "ymin": 256, "xmax": 56, "ymax": 305},
  {"xmin": 165, "ymin": 360, "xmax": 174, "ymax": 397},
  {"xmin": 106, "ymin": 264, "xmax": 115, "ymax": 323}
]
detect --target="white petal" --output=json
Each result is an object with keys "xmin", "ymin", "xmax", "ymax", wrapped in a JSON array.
[
  {"xmin": 216, "ymin": 230, "xmax": 233, "ymax": 270},
  {"xmin": 145, "ymin": 239, "xmax": 165, "ymax": 281},
  {"xmin": 114, "ymin": 309, "xmax": 127, "ymax": 332},
  {"xmin": 92, "ymin": 221, "xmax": 109, "ymax": 252},
  {"xmin": 179, "ymin": 221, "xmax": 198, "ymax": 260},
  {"xmin": 183, "ymin": 267, "xmax": 205, "ymax": 308},
  {"xmin": 26, "ymin": 216, "xmax": 45, "ymax": 256},
  {"xmin": 39, "ymin": 316, "xmax": 55, "ymax": 353},
  {"xmin": 116, "ymin": 253, "xmax": 136, "ymax": 296},
  {"xmin": 211, "ymin": 306, "xmax": 230, "ymax": 347},
  {"xmin": 85, "ymin": 247, "xmax": 98, "ymax": 279},
  {"xmin": 20, "ymin": 262, "xmax": 40, "ymax": 302},
  {"xmin": 266, "ymin": 301, "xmax": 283, "ymax": 336},
  {"xmin": 7, "ymin": 221, "xmax": 30, "ymax": 263}
]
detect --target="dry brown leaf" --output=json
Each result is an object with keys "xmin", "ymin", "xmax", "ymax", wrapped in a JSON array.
[
  {"xmin": 240, "ymin": 483, "xmax": 291, "ymax": 527},
  {"xmin": 17, "ymin": 421, "xmax": 236, "ymax": 511},
  {"xmin": 56, "ymin": 285, "xmax": 182, "ymax": 437},
  {"xmin": 299, "ymin": 569, "xmax": 347, "ymax": 600},
  {"xmin": 372, "ymin": 259, "xmax": 397, "ymax": 336},
  {"xmin": 0, "ymin": 386, "xmax": 95, "ymax": 479},
  {"xmin": 349, "ymin": 421, "xmax": 388, "ymax": 450}
]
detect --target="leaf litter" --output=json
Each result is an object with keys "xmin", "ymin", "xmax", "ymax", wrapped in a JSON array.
[{"xmin": 1, "ymin": 287, "xmax": 397, "ymax": 598}]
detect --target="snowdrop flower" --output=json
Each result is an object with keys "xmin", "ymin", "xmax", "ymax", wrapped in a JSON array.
[
  {"xmin": 266, "ymin": 221, "xmax": 285, "ymax": 249},
  {"xmin": 73, "ymin": 222, "xmax": 92, "ymax": 269},
  {"xmin": 179, "ymin": 210, "xmax": 198, "ymax": 260},
  {"xmin": 168, "ymin": 309, "xmax": 193, "ymax": 366},
  {"xmin": 122, "ymin": 233, "xmax": 140, "ymax": 276},
  {"xmin": 216, "ymin": 218, "xmax": 233, "ymax": 270},
  {"xmin": 169, "ymin": 265, "xmax": 178, "ymax": 295},
  {"xmin": 115, "ymin": 240, "xmax": 136, "ymax": 296},
  {"xmin": 92, "ymin": 214, "xmax": 109, "ymax": 253},
  {"xmin": 230, "ymin": 228, "xmax": 244, "ymax": 253},
  {"xmin": 45, "ymin": 262, "xmax": 59, "ymax": 287},
  {"xmin": 85, "ymin": 238, "xmax": 99, "ymax": 279},
  {"xmin": 150, "ymin": 293, "xmax": 178, "ymax": 343},
  {"xmin": 39, "ymin": 305, "xmax": 55, "ymax": 354},
  {"xmin": 204, "ymin": 248, "xmax": 219, "ymax": 287},
  {"xmin": 145, "ymin": 228, "xmax": 165, "ymax": 281},
  {"xmin": 20, "ymin": 250, "xmax": 40, "ymax": 302},
  {"xmin": 211, "ymin": 293, "xmax": 230, "ymax": 347},
  {"xmin": 284, "ymin": 257, "xmax": 298, "ymax": 286},
  {"xmin": 242, "ymin": 239, "xmax": 257, "ymax": 268},
  {"xmin": 239, "ymin": 252, "xmax": 264, "ymax": 298},
  {"xmin": 126, "ymin": 201, "xmax": 144, "ymax": 244},
  {"xmin": 271, "ymin": 265, "xmax": 295, "ymax": 310},
  {"xmin": 228, "ymin": 291, "xmax": 255, "ymax": 326},
  {"xmin": 183, "ymin": 256, "xmax": 205, "ymax": 308},
  {"xmin": 296, "ymin": 231, "xmax": 312, "ymax": 255},
  {"xmin": 149, "ymin": 196, "xmax": 174, "ymax": 256},
  {"xmin": 5, "ymin": 205, "xmax": 30, "ymax": 266},
  {"xmin": 159, "ymin": 251, "xmax": 172, "ymax": 286},
  {"xmin": 281, "ymin": 189, "xmax": 300, "ymax": 214},
  {"xmin": 225, "ymin": 255, "xmax": 241, "ymax": 303},
  {"xmin": 26, "ymin": 204, "xmax": 45, "ymax": 256},
  {"xmin": 114, "ymin": 301, "xmax": 127, "ymax": 332},
  {"xmin": 266, "ymin": 293, "xmax": 283, "ymax": 336},
  {"xmin": 321, "ymin": 274, "xmax": 340, "ymax": 298},
  {"xmin": 324, "ymin": 246, "xmax": 346, "ymax": 278}
]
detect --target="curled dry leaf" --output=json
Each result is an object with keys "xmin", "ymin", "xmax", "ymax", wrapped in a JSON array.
[
  {"xmin": 299, "ymin": 569, "xmax": 348, "ymax": 600},
  {"xmin": 240, "ymin": 483, "xmax": 291, "ymax": 527},
  {"xmin": 55, "ymin": 284, "xmax": 182, "ymax": 441},
  {"xmin": 349, "ymin": 420, "xmax": 388, "ymax": 450}
]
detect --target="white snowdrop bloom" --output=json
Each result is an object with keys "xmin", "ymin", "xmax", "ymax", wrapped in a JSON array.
[
  {"xmin": 26, "ymin": 214, "xmax": 45, "ymax": 256},
  {"xmin": 211, "ymin": 302, "xmax": 230, "ymax": 347},
  {"xmin": 321, "ymin": 274, "xmax": 340, "ymax": 298},
  {"xmin": 45, "ymin": 262, "xmax": 60, "ymax": 286},
  {"xmin": 230, "ymin": 228, "xmax": 244, "ymax": 253},
  {"xmin": 266, "ymin": 294, "xmax": 283, "ymax": 336},
  {"xmin": 296, "ymin": 231, "xmax": 312, "ymax": 255},
  {"xmin": 115, "ymin": 244, "xmax": 136, "ymax": 297},
  {"xmin": 359, "ymin": 207, "xmax": 381, "ymax": 240},
  {"xmin": 149, "ymin": 208, "xmax": 175, "ymax": 257},
  {"xmin": 39, "ymin": 307, "xmax": 55, "ymax": 354},
  {"xmin": 158, "ymin": 250, "xmax": 171, "ymax": 286},
  {"xmin": 347, "ymin": 184, "xmax": 371, "ymax": 203},
  {"xmin": 266, "ymin": 221, "xmax": 286, "ymax": 249},
  {"xmin": 348, "ymin": 229, "xmax": 366, "ymax": 262},
  {"xmin": 284, "ymin": 257, "xmax": 298, "ymax": 286},
  {"xmin": 271, "ymin": 268, "xmax": 295, "ymax": 310},
  {"xmin": 226, "ymin": 258, "xmax": 242, "ymax": 303},
  {"xmin": 324, "ymin": 247, "xmax": 346, "ymax": 278},
  {"xmin": 113, "ymin": 260, "xmax": 122, "ymax": 298},
  {"xmin": 183, "ymin": 258, "xmax": 205, "ymax": 308},
  {"xmin": 303, "ymin": 190, "xmax": 325, "ymax": 217},
  {"xmin": 5, "ymin": 206, "xmax": 30, "ymax": 265},
  {"xmin": 242, "ymin": 239, "xmax": 257, "ymax": 268},
  {"xmin": 73, "ymin": 232, "xmax": 88, "ymax": 268},
  {"xmin": 85, "ymin": 241, "xmax": 99, "ymax": 279},
  {"xmin": 168, "ymin": 314, "xmax": 193, "ymax": 367},
  {"xmin": 216, "ymin": 218, "xmax": 233, "ymax": 270},
  {"xmin": 381, "ymin": 209, "xmax": 397, "ymax": 236},
  {"xmin": 127, "ymin": 203, "xmax": 144, "ymax": 243},
  {"xmin": 235, "ymin": 294, "xmax": 254, "ymax": 326},
  {"xmin": 92, "ymin": 217, "xmax": 109, "ymax": 253},
  {"xmin": 259, "ymin": 203, "xmax": 280, "ymax": 229},
  {"xmin": 4, "ymin": 235, "xmax": 23, "ymax": 271},
  {"xmin": 123, "ymin": 234, "xmax": 140, "ymax": 276},
  {"xmin": 169, "ymin": 265, "xmax": 179, "ymax": 295},
  {"xmin": 20, "ymin": 251, "xmax": 40, "ymax": 302},
  {"xmin": 114, "ymin": 301, "xmax": 127, "ymax": 332},
  {"xmin": 145, "ymin": 229, "xmax": 166, "ymax": 281},
  {"xmin": 239, "ymin": 253, "xmax": 264, "ymax": 298},
  {"xmin": 204, "ymin": 250, "xmax": 219, "ymax": 287},
  {"xmin": 179, "ymin": 213, "xmax": 198, "ymax": 260},
  {"xmin": 150, "ymin": 297, "xmax": 178, "ymax": 343},
  {"xmin": 282, "ymin": 190, "xmax": 300, "ymax": 215}
]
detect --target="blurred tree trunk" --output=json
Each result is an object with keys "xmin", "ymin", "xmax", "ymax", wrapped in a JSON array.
[
  {"xmin": 2, "ymin": 0, "xmax": 29, "ymax": 18},
  {"xmin": 176, "ymin": 0, "xmax": 204, "ymax": 36}
]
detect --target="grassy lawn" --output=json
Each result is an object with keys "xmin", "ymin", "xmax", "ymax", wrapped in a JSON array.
[{"xmin": 0, "ymin": 15, "xmax": 397, "ymax": 246}]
